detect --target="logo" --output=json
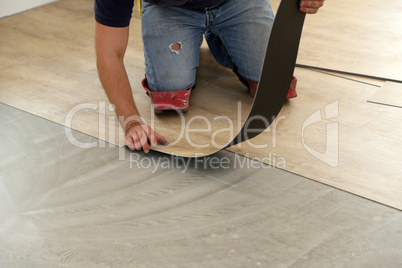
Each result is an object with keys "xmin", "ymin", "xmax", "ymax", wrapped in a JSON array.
[{"xmin": 302, "ymin": 101, "xmax": 339, "ymax": 167}]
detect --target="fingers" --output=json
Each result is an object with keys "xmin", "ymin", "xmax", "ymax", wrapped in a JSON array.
[
  {"xmin": 125, "ymin": 124, "xmax": 168, "ymax": 153},
  {"xmin": 156, "ymin": 133, "xmax": 169, "ymax": 146},
  {"xmin": 299, "ymin": 0, "xmax": 325, "ymax": 14},
  {"xmin": 126, "ymin": 136, "xmax": 136, "ymax": 151},
  {"xmin": 125, "ymin": 128, "xmax": 145, "ymax": 151},
  {"xmin": 142, "ymin": 125, "xmax": 158, "ymax": 146},
  {"xmin": 142, "ymin": 126, "xmax": 168, "ymax": 146},
  {"xmin": 126, "ymin": 125, "xmax": 150, "ymax": 153},
  {"xmin": 136, "ymin": 126, "xmax": 150, "ymax": 153},
  {"xmin": 141, "ymin": 125, "xmax": 169, "ymax": 146}
]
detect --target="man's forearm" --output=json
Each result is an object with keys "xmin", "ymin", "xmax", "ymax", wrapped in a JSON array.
[{"xmin": 96, "ymin": 56, "xmax": 141, "ymax": 130}]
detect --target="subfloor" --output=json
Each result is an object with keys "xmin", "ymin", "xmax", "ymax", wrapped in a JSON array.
[{"xmin": 1, "ymin": 103, "xmax": 402, "ymax": 267}]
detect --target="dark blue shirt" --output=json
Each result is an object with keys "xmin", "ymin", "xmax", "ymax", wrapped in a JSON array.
[{"xmin": 94, "ymin": 0, "xmax": 226, "ymax": 27}]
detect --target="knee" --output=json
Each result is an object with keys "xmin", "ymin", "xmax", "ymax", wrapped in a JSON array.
[{"xmin": 146, "ymin": 70, "xmax": 195, "ymax": 92}]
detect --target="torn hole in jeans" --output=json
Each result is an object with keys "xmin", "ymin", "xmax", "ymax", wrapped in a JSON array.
[{"xmin": 169, "ymin": 42, "xmax": 182, "ymax": 54}]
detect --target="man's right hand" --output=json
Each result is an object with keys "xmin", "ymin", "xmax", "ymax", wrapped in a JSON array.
[{"xmin": 125, "ymin": 121, "xmax": 168, "ymax": 153}]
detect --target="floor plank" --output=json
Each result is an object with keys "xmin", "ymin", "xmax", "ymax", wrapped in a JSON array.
[
  {"xmin": 286, "ymin": 0, "xmax": 402, "ymax": 81},
  {"xmin": 228, "ymin": 68, "xmax": 402, "ymax": 210},
  {"xmin": 368, "ymin": 81, "xmax": 402, "ymax": 108}
]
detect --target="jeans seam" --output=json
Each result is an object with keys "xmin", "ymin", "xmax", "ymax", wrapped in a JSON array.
[{"xmin": 212, "ymin": 29, "xmax": 235, "ymax": 69}]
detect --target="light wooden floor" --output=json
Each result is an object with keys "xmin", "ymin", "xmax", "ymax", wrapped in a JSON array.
[
  {"xmin": 368, "ymin": 82, "xmax": 402, "ymax": 108},
  {"xmin": 269, "ymin": 0, "xmax": 402, "ymax": 81},
  {"xmin": 294, "ymin": 0, "xmax": 402, "ymax": 82},
  {"xmin": 0, "ymin": 0, "xmax": 402, "ymax": 210},
  {"xmin": 229, "ymin": 68, "xmax": 402, "ymax": 209}
]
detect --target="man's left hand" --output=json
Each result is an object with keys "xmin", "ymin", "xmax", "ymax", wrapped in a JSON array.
[{"xmin": 299, "ymin": 0, "xmax": 325, "ymax": 14}]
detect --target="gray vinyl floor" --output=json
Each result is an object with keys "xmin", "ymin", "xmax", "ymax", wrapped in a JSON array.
[{"xmin": 1, "ymin": 102, "xmax": 401, "ymax": 267}]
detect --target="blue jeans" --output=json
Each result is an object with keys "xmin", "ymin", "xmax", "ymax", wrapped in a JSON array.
[{"xmin": 141, "ymin": 0, "xmax": 274, "ymax": 92}]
